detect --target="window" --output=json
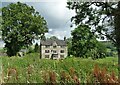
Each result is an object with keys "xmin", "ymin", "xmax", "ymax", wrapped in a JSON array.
[
  {"xmin": 52, "ymin": 50, "xmax": 56, "ymax": 53},
  {"xmin": 45, "ymin": 45, "xmax": 50, "ymax": 48},
  {"xmin": 45, "ymin": 50, "xmax": 49, "ymax": 53},
  {"xmin": 60, "ymin": 55, "xmax": 64, "ymax": 58},
  {"xmin": 45, "ymin": 55, "xmax": 49, "ymax": 58},
  {"xmin": 53, "ymin": 46, "xmax": 57, "ymax": 48},
  {"xmin": 60, "ymin": 50, "xmax": 64, "ymax": 53},
  {"xmin": 53, "ymin": 54, "xmax": 58, "ymax": 58}
]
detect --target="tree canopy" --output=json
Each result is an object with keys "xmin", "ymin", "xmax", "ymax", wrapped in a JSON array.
[
  {"xmin": 67, "ymin": 2, "xmax": 120, "ymax": 44},
  {"xmin": 71, "ymin": 25, "xmax": 96, "ymax": 57},
  {"xmin": 67, "ymin": 25, "xmax": 107, "ymax": 59},
  {"xmin": 1, "ymin": 2, "xmax": 48, "ymax": 56}
]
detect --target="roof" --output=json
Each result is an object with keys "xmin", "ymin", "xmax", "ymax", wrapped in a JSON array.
[{"xmin": 40, "ymin": 39, "xmax": 67, "ymax": 46}]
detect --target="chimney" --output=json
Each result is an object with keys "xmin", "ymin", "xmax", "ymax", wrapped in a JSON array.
[{"xmin": 64, "ymin": 37, "xmax": 66, "ymax": 41}]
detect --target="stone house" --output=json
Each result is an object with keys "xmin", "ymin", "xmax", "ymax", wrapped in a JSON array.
[{"xmin": 40, "ymin": 38, "xmax": 67, "ymax": 59}]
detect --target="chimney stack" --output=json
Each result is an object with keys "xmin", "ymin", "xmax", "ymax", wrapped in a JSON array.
[{"xmin": 64, "ymin": 36, "xmax": 66, "ymax": 41}]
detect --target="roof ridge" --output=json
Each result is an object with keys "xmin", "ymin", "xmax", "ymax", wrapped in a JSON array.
[{"xmin": 40, "ymin": 38, "xmax": 66, "ymax": 46}]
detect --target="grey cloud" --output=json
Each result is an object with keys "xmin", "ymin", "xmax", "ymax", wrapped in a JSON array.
[
  {"xmin": 1, "ymin": 1, "xmax": 75, "ymax": 39},
  {"xmin": 26, "ymin": 2, "xmax": 75, "ymax": 29},
  {"xmin": 2, "ymin": 2, "xmax": 75, "ymax": 30},
  {"xmin": 26, "ymin": 2, "xmax": 75, "ymax": 39}
]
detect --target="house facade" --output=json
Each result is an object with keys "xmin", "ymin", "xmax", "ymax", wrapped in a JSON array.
[{"xmin": 40, "ymin": 39, "xmax": 67, "ymax": 59}]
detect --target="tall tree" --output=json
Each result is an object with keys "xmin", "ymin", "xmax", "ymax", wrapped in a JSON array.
[
  {"xmin": 71, "ymin": 25, "xmax": 97, "ymax": 58},
  {"xmin": 1, "ymin": 2, "xmax": 48, "ymax": 56},
  {"xmin": 67, "ymin": 1, "xmax": 120, "ymax": 78}
]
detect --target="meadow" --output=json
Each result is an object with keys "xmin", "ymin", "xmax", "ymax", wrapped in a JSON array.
[{"xmin": 0, "ymin": 53, "xmax": 118, "ymax": 83}]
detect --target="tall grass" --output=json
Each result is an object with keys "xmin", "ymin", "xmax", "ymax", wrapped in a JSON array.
[{"xmin": 0, "ymin": 53, "xmax": 118, "ymax": 83}]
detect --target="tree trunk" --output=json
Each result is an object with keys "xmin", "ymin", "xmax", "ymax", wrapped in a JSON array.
[
  {"xmin": 40, "ymin": 44, "xmax": 42, "ymax": 59},
  {"xmin": 114, "ymin": 1, "xmax": 120, "ymax": 82}
]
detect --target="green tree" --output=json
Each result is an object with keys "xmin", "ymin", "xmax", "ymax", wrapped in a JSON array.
[
  {"xmin": 71, "ymin": 25, "xmax": 97, "ymax": 58},
  {"xmin": 1, "ymin": 2, "xmax": 48, "ymax": 56},
  {"xmin": 67, "ymin": 1, "xmax": 120, "ymax": 76}
]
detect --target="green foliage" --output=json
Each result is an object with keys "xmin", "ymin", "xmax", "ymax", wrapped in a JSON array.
[
  {"xmin": 1, "ymin": 2, "xmax": 48, "ymax": 56},
  {"xmin": 90, "ymin": 41, "xmax": 107, "ymax": 59},
  {"xmin": 0, "ymin": 53, "xmax": 118, "ymax": 83},
  {"xmin": 103, "ymin": 41, "xmax": 117, "ymax": 57},
  {"xmin": 71, "ymin": 25, "xmax": 97, "ymax": 58},
  {"xmin": 67, "ymin": 25, "xmax": 107, "ymax": 59},
  {"xmin": 67, "ymin": 2, "xmax": 118, "ymax": 43}
]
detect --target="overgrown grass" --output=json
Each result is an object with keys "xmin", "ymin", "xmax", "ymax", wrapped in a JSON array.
[{"xmin": 0, "ymin": 53, "xmax": 118, "ymax": 83}]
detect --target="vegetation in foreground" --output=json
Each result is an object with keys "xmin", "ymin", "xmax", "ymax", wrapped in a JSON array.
[{"xmin": 0, "ymin": 53, "xmax": 118, "ymax": 83}]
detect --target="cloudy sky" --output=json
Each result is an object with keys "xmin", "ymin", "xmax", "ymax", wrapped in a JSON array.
[{"xmin": 1, "ymin": 0, "xmax": 76, "ymax": 40}]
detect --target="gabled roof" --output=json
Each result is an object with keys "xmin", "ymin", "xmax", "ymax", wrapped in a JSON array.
[{"xmin": 40, "ymin": 39, "xmax": 67, "ymax": 46}]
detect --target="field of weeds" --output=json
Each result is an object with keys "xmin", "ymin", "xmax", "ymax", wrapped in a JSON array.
[{"xmin": 0, "ymin": 53, "xmax": 118, "ymax": 84}]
